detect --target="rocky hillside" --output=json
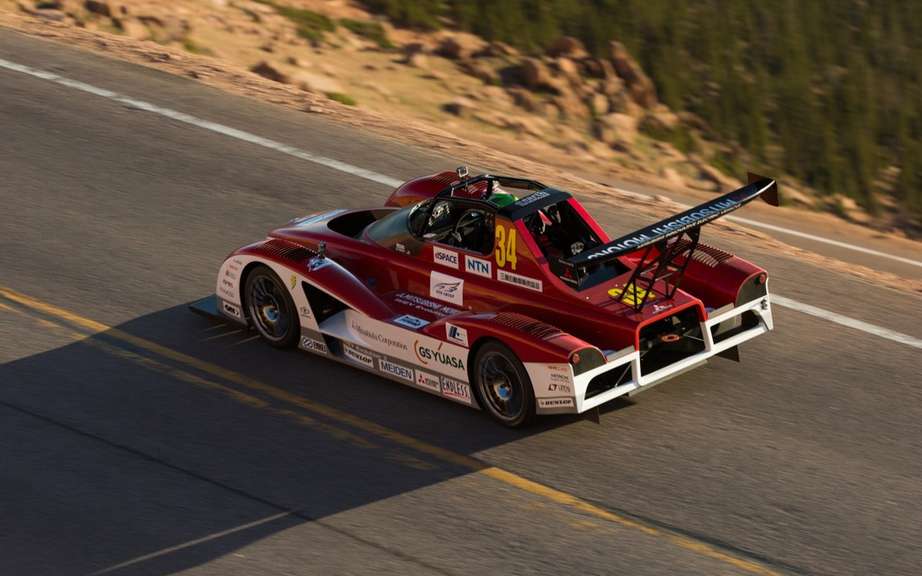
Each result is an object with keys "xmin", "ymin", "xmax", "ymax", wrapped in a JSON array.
[{"xmin": 7, "ymin": 0, "xmax": 914, "ymax": 235}]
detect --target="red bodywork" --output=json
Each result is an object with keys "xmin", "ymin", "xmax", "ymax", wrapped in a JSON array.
[{"xmin": 229, "ymin": 172, "xmax": 767, "ymax": 367}]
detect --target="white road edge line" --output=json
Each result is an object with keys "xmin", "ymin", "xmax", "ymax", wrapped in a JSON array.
[
  {"xmin": 773, "ymin": 296, "xmax": 921, "ymax": 350},
  {"xmin": 90, "ymin": 511, "xmax": 293, "ymax": 574},
  {"xmin": 0, "ymin": 57, "xmax": 404, "ymax": 189},
  {"xmin": 2, "ymin": 57, "xmax": 919, "ymax": 350}
]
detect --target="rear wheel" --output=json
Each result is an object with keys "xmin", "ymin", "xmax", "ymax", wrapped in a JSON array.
[
  {"xmin": 473, "ymin": 341, "xmax": 536, "ymax": 427},
  {"xmin": 245, "ymin": 266, "xmax": 299, "ymax": 348}
]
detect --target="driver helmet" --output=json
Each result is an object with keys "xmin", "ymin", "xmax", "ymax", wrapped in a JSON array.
[{"xmin": 487, "ymin": 184, "xmax": 518, "ymax": 208}]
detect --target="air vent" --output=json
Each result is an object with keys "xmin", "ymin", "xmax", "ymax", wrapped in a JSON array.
[
  {"xmin": 493, "ymin": 312, "xmax": 563, "ymax": 340},
  {"xmin": 692, "ymin": 243, "xmax": 733, "ymax": 267},
  {"xmin": 263, "ymin": 238, "xmax": 315, "ymax": 262},
  {"xmin": 432, "ymin": 171, "xmax": 459, "ymax": 187}
]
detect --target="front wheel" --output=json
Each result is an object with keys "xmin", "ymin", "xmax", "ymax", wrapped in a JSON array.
[
  {"xmin": 473, "ymin": 341, "xmax": 536, "ymax": 427},
  {"xmin": 245, "ymin": 265, "xmax": 299, "ymax": 349}
]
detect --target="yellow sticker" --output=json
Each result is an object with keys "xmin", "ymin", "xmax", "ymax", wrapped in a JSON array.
[
  {"xmin": 608, "ymin": 285, "xmax": 655, "ymax": 305},
  {"xmin": 494, "ymin": 225, "xmax": 518, "ymax": 271},
  {"xmin": 289, "ymin": 274, "xmax": 297, "ymax": 290}
]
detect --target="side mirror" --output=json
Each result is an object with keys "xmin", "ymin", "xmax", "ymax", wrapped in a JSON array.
[{"xmin": 456, "ymin": 165, "xmax": 469, "ymax": 180}]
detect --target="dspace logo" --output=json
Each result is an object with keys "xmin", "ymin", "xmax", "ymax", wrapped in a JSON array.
[
  {"xmin": 414, "ymin": 340, "xmax": 465, "ymax": 370},
  {"xmin": 433, "ymin": 246, "xmax": 459, "ymax": 269}
]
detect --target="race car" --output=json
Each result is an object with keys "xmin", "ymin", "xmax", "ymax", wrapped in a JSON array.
[{"xmin": 193, "ymin": 167, "xmax": 779, "ymax": 427}]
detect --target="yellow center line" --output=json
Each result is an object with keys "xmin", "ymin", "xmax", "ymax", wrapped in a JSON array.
[{"xmin": 0, "ymin": 286, "xmax": 783, "ymax": 575}]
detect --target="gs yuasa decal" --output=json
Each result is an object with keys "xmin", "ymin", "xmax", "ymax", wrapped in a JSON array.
[{"xmin": 414, "ymin": 340, "xmax": 465, "ymax": 370}]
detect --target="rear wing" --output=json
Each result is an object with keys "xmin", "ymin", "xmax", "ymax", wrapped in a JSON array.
[
  {"xmin": 562, "ymin": 174, "xmax": 779, "ymax": 310},
  {"xmin": 567, "ymin": 174, "xmax": 778, "ymax": 268}
]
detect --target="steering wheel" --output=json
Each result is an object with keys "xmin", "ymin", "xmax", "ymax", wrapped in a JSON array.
[{"xmin": 450, "ymin": 210, "xmax": 483, "ymax": 246}]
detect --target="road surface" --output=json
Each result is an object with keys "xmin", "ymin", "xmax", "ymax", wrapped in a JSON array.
[{"xmin": 2, "ymin": 29, "xmax": 921, "ymax": 576}]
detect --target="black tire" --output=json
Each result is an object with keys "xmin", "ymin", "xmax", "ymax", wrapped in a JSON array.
[
  {"xmin": 473, "ymin": 341, "xmax": 536, "ymax": 428},
  {"xmin": 244, "ymin": 265, "xmax": 299, "ymax": 349}
]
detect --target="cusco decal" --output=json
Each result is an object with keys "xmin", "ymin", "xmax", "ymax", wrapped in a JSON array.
[
  {"xmin": 494, "ymin": 225, "xmax": 518, "ymax": 270},
  {"xmin": 299, "ymin": 335, "xmax": 328, "ymax": 354},
  {"xmin": 433, "ymin": 246, "xmax": 459, "ymax": 269},
  {"xmin": 430, "ymin": 271, "xmax": 464, "ymax": 306},
  {"xmin": 464, "ymin": 255, "xmax": 492, "ymax": 278},
  {"xmin": 497, "ymin": 269, "xmax": 543, "ymax": 292}
]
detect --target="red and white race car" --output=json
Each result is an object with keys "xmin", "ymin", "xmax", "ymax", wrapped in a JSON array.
[{"xmin": 195, "ymin": 168, "xmax": 779, "ymax": 426}]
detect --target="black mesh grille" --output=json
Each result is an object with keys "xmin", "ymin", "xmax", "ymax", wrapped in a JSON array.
[
  {"xmin": 493, "ymin": 313, "xmax": 563, "ymax": 340},
  {"xmin": 263, "ymin": 239, "xmax": 315, "ymax": 262},
  {"xmin": 692, "ymin": 243, "xmax": 734, "ymax": 267}
]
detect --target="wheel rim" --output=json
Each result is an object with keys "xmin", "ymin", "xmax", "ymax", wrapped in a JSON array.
[
  {"xmin": 249, "ymin": 275, "xmax": 290, "ymax": 341},
  {"xmin": 479, "ymin": 351, "xmax": 524, "ymax": 421}
]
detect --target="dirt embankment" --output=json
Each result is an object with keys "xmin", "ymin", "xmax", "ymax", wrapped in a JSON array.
[{"xmin": 1, "ymin": 2, "xmax": 920, "ymax": 295}]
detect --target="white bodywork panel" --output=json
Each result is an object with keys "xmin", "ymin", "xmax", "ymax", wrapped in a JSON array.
[{"xmin": 216, "ymin": 254, "xmax": 773, "ymax": 416}]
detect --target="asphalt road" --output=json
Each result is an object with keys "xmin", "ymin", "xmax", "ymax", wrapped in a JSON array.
[{"xmin": 2, "ymin": 29, "xmax": 921, "ymax": 576}]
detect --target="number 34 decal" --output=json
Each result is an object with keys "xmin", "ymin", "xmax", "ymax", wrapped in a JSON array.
[{"xmin": 494, "ymin": 225, "xmax": 517, "ymax": 270}]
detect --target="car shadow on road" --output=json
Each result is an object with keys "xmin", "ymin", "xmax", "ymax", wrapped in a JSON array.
[{"xmin": 0, "ymin": 300, "xmax": 634, "ymax": 576}]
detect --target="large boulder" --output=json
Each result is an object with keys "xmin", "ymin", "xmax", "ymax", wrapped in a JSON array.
[
  {"xmin": 84, "ymin": 0, "xmax": 111, "ymax": 17},
  {"xmin": 458, "ymin": 59, "xmax": 499, "ymax": 85},
  {"xmin": 436, "ymin": 34, "xmax": 483, "ymax": 60},
  {"xmin": 547, "ymin": 36, "xmax": 589, "ymax": 59},
  {"xmin": 250, "ymin": 61, "xmax": 289, "ymax": 84},
  {"xmin": 587, "ymin": 92, "xmax": 610, "ymax": 116},
  {"xmin": 118, "ymin": 18, "xmax": 150, "ymax": 40},
  {"xmin": 609, "ymin": 41, "xmax": 658, "ymax": 108},
  {"xmin": 554, "ymin": 57, "xmax": 582, "ymax": 82},
  {"xmin": 505, "ymin": 87, "xmax": 539, "ymax": 112},
  {"xmin": 595, "ymin": 112, "xmax": 639, "ymax": 149},
  {"xmin": 294, "ymin": 71, "xmax": 343, "ymax": 94},
  {"xmin": 475, "ymin": 41, "xmax": 519, "ymax": 58},
  {"xmin": 519, "ymin": 58, "xmax": 565, "ymax": 94},
  {"xmin": 442, "ymin": 97, "xmax": 474, "ymax": 116}
]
